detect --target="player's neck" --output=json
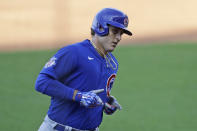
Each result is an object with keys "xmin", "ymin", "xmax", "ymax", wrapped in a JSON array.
[{"xmin": 91, "ymin": 40, "xmax": 107, "ymax": 57}]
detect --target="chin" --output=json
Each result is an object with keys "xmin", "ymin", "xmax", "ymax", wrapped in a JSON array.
[
  {"xmin": 105, "ymin": 45, "xmax": 116, "ymax": 52},
  {"xmin": 107, "ymin": 48, "xmax": 115, "ymax": 52}
]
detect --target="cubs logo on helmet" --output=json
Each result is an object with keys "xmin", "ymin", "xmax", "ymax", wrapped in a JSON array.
[{"xmin": 124, "ymin": 17, "xmax": 129, "ymax": 27}]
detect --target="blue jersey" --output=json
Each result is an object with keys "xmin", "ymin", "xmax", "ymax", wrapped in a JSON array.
[{"xmin": 35, "ymin": 39, "xmax": 118, "ymax": 130}]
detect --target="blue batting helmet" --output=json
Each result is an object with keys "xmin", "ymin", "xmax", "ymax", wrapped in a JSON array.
[{"xmin": 91, "ymin": 8, "xmax": 132, "ymax": 36}]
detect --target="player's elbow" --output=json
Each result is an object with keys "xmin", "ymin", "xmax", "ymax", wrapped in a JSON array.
[
  {"xmin": 35, "ymin": 80, "xmax": 42, "ymax": 93},
  {"xmin": 35, "ymin": 74, "xmax": 48, "ymax": 93}
]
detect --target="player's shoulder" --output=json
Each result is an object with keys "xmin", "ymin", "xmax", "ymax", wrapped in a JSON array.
[
  {"xmin": 56, "ymin": 39, "xmax": 89, "ymax": 56},
  {"xmin": 70, "ymin": 39, "xmax": 91, "ymax": 52}
]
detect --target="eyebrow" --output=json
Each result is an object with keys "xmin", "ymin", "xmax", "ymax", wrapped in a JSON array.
[
  {"xmin": 111, "ymin": 27, "xmax": 124, "ymax": 33},
  {"xmin": 111, "ymin": 27, "xmax": 121, "ymax": 31}
]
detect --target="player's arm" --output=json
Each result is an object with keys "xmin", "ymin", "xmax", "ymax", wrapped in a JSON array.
[
  {"xmin": 36, "ymin": 73, "xmax": 104, "ymax": 107},
  {"xmin": 35, "ymin": 73, "xmax": 75, "ymax": 100},
  {"xmin": 35, "ymin": 46, "xmax": 77, "ymax": 101},
  {"xmin": 35, "ymin": 46, "xmax": 103, "ymax": 107}
]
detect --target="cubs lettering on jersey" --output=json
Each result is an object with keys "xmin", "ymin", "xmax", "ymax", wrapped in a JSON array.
[{"xmin": 106, "ymin": 74, "xmax": 116, "ymax": 96}]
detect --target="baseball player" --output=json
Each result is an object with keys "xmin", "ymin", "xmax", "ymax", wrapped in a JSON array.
[{"xmin": 35, "ymin": 8, "xmax": 132, "ymax": 131}]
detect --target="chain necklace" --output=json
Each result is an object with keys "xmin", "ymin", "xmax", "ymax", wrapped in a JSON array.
[{"xmin": 90, "ymin": 41, "xmax": 117, "ymax": 70}]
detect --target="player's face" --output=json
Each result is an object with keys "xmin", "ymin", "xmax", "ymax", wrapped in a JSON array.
[{"xmin": 98, "ymin": 26, "xmax": 123, "ymax": 53}]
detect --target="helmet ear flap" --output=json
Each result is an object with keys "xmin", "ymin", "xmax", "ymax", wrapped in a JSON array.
[
  {"xmin": 98, "ymin": 24, "xmax": 104, "ymax": 32},
  {"xmin": 95, "ymin": 23, "xmax": 109, "ymax": 36}
]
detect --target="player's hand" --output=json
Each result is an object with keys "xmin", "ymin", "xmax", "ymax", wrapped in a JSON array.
[
  {"xmin": 74, "ymin": 89, "xmax": 104, "ymax": 108},
  {"xmin": 104, "ymin": 95, "xmax": 122, "ymax": 115}
]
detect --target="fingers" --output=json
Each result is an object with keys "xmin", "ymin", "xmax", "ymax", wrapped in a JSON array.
[
  {"xmin": 91, "ymin": 89, "xmax": 104, "ymax": 106},
  {"xmin": 91, "ymin": 89, "xmax": 104, "ymax": 94},
  {"xmin": 108, "ymin": 96, "xmax": 122, "ymax": 110},
  {"xmin": 91, "ymin": 90, "xmax": 122, "ymax": 110},
  {"xmin": 80, "ymin": 91, "xmax": 104, "ymax": 108},
  {"xmin": 114, "ymin": 102, "xmax": 122, "ymax": 110},
  {"xmin": 95, "ymin": 95, "xmax": 104, "ymax": 106},
  {"xmin": 105, "ymin": 102, "xmax": 121, "ymax": 110},
  {"xmin": 105, "ymin": 103, "xmax": 112, "ymax": 108}
]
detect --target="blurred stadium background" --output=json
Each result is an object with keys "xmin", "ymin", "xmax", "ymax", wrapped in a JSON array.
[
  {"xmin": 1, "ymin": 0, "xmax": 197, "ymax": 50},
  {"xmin": 0, "ymin": 0, "xmax": 197, "ymax": 131}
]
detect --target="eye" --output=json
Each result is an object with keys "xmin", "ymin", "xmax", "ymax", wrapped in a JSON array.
[
  {"xmin": 111, "ymin": 29, "xmax": 124, "ymax": 36},
  {"xmin": 120, "ymin": 31, "xmax": 124, "ymax": 35},
  {"xmin": 112, "ymin": 29, "xmax": 119, "ymax": 34}
]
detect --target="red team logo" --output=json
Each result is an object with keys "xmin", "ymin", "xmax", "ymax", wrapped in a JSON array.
[
  {"xmin": 124, "ymin": 17, "xmax": 129, "ymax": 27},
  {"xmin": 106, "ymin": 74, "xmax": 116, "ymax": 96}
]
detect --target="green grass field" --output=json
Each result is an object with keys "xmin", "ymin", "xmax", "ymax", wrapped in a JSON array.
[{"xmin": 0, "ymin": 43, "xmax": 197, "ymax": 131}]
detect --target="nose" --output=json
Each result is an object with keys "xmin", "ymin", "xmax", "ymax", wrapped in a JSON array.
[{"xmin": 116, "ymin": 33, "xmax": 121, "ymax": 41}]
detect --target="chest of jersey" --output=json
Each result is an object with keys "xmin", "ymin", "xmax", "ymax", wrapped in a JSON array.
[{"xmin": 75, "ymin": 49, "xmax": 117, "ymax": 97}]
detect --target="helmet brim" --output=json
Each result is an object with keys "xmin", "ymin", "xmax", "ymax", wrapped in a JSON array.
[
  {"xmin": 107, "ymin": 22, "xmax": 132, "ymax": 36},
  {"xmin": 123, "ymin": 28, "xmax": 132, "ymax": 36}
]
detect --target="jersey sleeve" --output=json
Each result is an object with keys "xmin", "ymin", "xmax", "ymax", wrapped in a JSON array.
[
  {"xmin": 35, "ymin": 46, "xmax": 78, "ymax": 100},
  {"xmin": 40, "ymin": 46, "xmax": 77, "ymax": 79}
]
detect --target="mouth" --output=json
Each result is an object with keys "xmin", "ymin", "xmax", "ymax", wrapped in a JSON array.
[{"xmin": 112, "ymin": 42, "xmax": 118, "ymax": 47}]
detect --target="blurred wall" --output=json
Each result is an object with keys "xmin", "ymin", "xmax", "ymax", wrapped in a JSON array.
[{"xmin": 0, "ymin": 0, "xmax": 197, "ymax": 50}]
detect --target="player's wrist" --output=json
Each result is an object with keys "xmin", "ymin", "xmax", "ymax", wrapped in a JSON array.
[{"xmin": 72, "ymin": 90, "xmax": 81, "ymax": 101}]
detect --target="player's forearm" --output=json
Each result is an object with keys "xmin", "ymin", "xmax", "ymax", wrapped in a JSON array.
[{"xmin": 35, "ymin": 73, "xmax": 75, "ymax": 100}]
